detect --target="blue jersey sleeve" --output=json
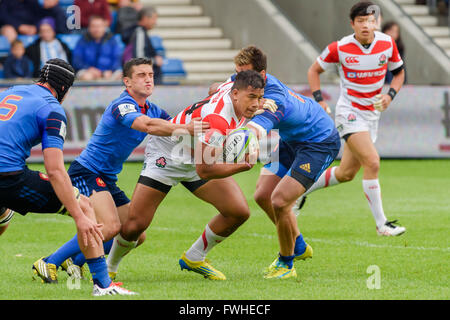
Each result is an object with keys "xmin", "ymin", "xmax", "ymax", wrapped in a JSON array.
[
  {"xmin": 36, "ymin": 105, "xmax": 67, "ymax": 150},
  {"xmin": 111, "ymin": 101, "xmax": 142, "ymax": 128}
]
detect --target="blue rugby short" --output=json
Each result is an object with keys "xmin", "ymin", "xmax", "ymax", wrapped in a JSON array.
[
  {"xmin": 0, "ymin": 166, "xmax": 65, "ymax": 215},
  {"xmin": 264, "ymin": 131, "xmax": 341, "ymax": 190},
  {"xmin": 68, "ymin": 161, "xmax": 130, "ymax": 207}
]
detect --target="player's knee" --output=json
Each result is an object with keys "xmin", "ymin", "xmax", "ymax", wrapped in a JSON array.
[
  {"xmin": 270, "ymin": 194, "xmax": 290, "ymax": 213},
  {"xmin": 102, "ymin": 219, "xmax": 121, "ymax": 240},
  {"xmin": 123, "ymin": 217, "xmax": 148, "ymax": 240},
  {"xmin": 363, "ymin": 156, "xmax": 380, "ymax": 174},
  {"xmin": 253, "ymin": 188, "xmax": 271, "ymax": 207}
]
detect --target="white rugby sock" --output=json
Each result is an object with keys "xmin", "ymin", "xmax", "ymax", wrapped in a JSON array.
[
  {"xmin": 304, "ymin": 166, "xmax": 339, "ymax": 196},
  {"xmin": 362, "ymin": 179, "xmax": 387, "ymax": 228},
  {"xmin": 185, "ymin": 224, "xmax": 227, "ymax": 262},
  {"xmin": 106, "ymin": 233, "xmax": 137, "ymax": 273}
]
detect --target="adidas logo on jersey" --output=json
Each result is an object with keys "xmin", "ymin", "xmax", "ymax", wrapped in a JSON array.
[{"xmin": 299, "ymin": 163, "xmax": 311, "ymax": 173}]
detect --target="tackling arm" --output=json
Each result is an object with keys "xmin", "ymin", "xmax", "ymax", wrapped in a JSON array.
[{"xmin": 131, "ymin": 115, "xmax": 209, "ymax": 136}]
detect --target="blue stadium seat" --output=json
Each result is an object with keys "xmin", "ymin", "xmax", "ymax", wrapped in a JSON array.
[
  {"xmin": 0, "ymin": 68, "xmax": 4, "ymax": 79},
  {"xmin": 150, "ymin": 35, "xmax": 165, "ymax": 57},
  {"xmin": 57, "ymin": 33, "xmax": 82, "ymax": 51},
  {"xmin": 161, "ymin": 58, "xmax": 186, "ymax": 77},
  {"xmin": 0, "ymin": 36, "xmax": 10, "ymax": 58},
  {"xmin": 17, "ymin": 35, "xmax": 38, "ymax": 48}
]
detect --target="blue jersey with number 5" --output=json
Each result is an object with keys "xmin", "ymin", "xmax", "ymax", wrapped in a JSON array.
[{"xmin": 0, "ymin": 84, "xmax": 67, "ymax": 173}]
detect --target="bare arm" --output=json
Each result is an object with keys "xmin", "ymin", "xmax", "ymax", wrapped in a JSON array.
[
  {"xmin": 307, "ymin": 61, "xmax": 331, "ymax": 114},
  {"xmin": 131, "ymin": 116, "xmax": 209, "ymax": 136},
  {"xmin": 195, "ymin": 140, "xmax": 253, "ymax": 180}
]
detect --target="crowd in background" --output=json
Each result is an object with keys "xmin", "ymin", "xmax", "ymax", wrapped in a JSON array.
[{"xmin": 0, "ymin": 0, "xmax": 163, "ymax": 83}]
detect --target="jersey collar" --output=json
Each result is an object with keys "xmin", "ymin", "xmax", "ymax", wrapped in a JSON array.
[{"xmin": 125, "ymin": 89, "xmax": 149, "ymax": 114}]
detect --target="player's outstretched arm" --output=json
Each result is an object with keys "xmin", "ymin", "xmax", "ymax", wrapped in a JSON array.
[
  {"xmin": 131, "ymin": 116, "xmax": 209, "ymax": 136},
  {"xmin": 43, "ymin": 148, "xmax": 104, "ymax": 247},
  {"xmin": 195, "ymin": 140, "xmax": 254, "ymax": 180}
]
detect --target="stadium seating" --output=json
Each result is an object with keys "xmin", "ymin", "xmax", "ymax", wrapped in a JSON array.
[
  {"xmin": 57, "ymin": 34, "xmax": 82, "ymax": 51},
  {"xmin": 17, "ymin": 35, "xmax": 38, "ymax": 48},
  {"xmin": 161, "ymin": 58, "xmax": 186, "ymax": 84},
  {"xmin": 0, "ymin": 68, "xmax": 4, "ymax": 79},
  {"xmin": 0, "ymin": 36, "xmax": 10, "ymax": 59},
  {"xmin": 58, "ymin": 0, "xmax": 74, "ymax": 10}
]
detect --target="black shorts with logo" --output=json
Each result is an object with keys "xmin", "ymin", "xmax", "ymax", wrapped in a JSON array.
[{"xmin": 0, "ymin": 167, "xmax": 64, "ymax": 215}]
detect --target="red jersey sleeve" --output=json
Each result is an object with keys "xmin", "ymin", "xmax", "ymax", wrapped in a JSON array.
[
  {"xmin": 317, "ymin": 41, "xmax": 339, "ymax": 70},
  {"xmin": 388, "ymin": 39, "xmax": 404, "ymax": 71},
  {"xmin": 198, "ymin": 114, "xmax": 230, "ymax": 147}
]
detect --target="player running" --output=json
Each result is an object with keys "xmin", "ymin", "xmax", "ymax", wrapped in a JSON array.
[
  {"xmin": 219, "ymin": 47, "xmax": 340, "ymax": 279},
  {"xmin": 106, "ymin": 70, "xmax": 264, "ymax": 281},
  {"xmin": 32, "ymin": 58, "xmax": 206, "ymax": 286},
  {"xmin": 298, "ymin": 1, "xmax": 406, "ymax": 236},
  {"xmin": 0, "ymin": 59, "xmax": 136, "ymax": 296}
]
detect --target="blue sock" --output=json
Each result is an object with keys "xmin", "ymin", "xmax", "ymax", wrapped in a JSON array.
[
  {"xmin": 45, "ymin": 234, "xmax": 80, "ymax": 268},
  {"xmin": 279, "ymin": 254, "xmax": 295, "ymax": 269},
  {"xmin": 86, "ymin": 256, "xmax": 111, "ymax": 288},
  {"xmin": 294, "ymin": 234, "xmax": 307, "ymax": 256},
  {"xmin": 71, "ymin": 239, "xmax": 114, "ymax": 267}
]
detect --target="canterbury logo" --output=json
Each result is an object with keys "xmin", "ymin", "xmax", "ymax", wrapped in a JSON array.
[
  {"xmin": 345, "ymin": 56, "xmax": 360, "ymax": 64},
  {"xmin": 299, "ymin": 163, "xmax": 311, "ymax": 173}
]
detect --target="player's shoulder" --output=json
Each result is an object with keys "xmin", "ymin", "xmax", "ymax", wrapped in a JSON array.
[
  {"xmin": 109, "ymin": 91, "xmax": 140, "ymax": 117},
  {"xmin": 336, "ymin": 34, "xmax": 358, "ymax": 48},
  {"xmin": 374, "ymin": 31, "xmax": 393, "ymax": 42}
]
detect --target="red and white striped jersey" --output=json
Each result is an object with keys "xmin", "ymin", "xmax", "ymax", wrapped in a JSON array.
[
  {"xmin": 171, "ymin": 81, "xmax": 245, "ymax": 146},
  {"xmin": 317, "ymin": 31, "xmax": 403, "ymax": 112}
]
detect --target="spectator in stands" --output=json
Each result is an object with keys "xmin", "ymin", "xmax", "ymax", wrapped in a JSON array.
[
  {"xmin": 72, "ymin": 15, "xmax": 122, "ymax": 80},
  {"xmin": 25, "ymin": 17, "xmax": 72, "ymax": 78},
  {"xmin": 115, "ymin": 0, "xmax": 143, "ymax": 34},
  {"xmin": 3, "ymin": 40, "xmax": 34, "ymax": 79},
  {"xmin": 382, "ymin": 21, "xmax": 406, "ymax": 84},
  {"xmin": 74, "ymin": 0, "xmax": 112, "ymax": 29},
  {"xmin": 121, "ymin": 7, "xmax": 163, "ymax": 84},
  {"xmin": 0, "ymin": 0, "xmax": 68, "ymax": 44}
]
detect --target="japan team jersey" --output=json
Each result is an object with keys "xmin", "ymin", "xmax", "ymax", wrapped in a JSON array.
[
  {"xmin": 248, "ymin": 74, "xmax": 336, "ymax": 143},
  {"xmin": 0, "ymin": 84, "xmax": 67, "ymax": 172},
  {"xmin": 171, "ymin": 81, "xmax": 245, "ymax": 147},
  {"xmin": 76, "ymin": 90, "xmax": 171, "ymax": 178},
  {"xmin": 318, "ymin": 31, "xmax": 403, "ymax": 113}
]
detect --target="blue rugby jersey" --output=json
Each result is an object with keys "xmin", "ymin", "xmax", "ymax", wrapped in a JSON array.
[
  {"xmin": 0, "ymin": 84, "xmax": 67, "ymax": 172},
  {"xmin": 232, "ymin": 73, "xmax": 336, "ymax": 143},
  {"xmin": 76, "ymin": 90, "xmax": 171, "ymax": 179}
]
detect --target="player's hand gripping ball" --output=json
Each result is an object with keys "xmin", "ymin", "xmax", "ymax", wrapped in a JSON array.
[{"xmin": 223, "ymin": 127, "xmax": 259, "ymax": 163}]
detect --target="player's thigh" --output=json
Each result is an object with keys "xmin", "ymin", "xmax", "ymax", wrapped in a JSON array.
[
  {"xmin": 346, "ymin": 131, "xmax": 380, "ymax": 169},
  {"xmin": 116, "ymin": 202, "xmax": 130, "ymax": 225},
  {"xmin": 89, "ymin": 190, "xmax": 120, "ymax": 226},
  {"xmin": 271, "ymin": 175, "xmax": 306, "ymax": 211},
  {"xmin": 192, "ymin": 177, "xmax": 250, "ymax": 218},
  {"xmin": 335, "ymin": 142, "xmax": 362, "ymax": 181},
  {"xmin": 254, "ymin": 168, "xmax": 282, "ymax": 202},
  {"xmin": 127, "ymin": 182, "xmax": 167, "ymax": 230}
]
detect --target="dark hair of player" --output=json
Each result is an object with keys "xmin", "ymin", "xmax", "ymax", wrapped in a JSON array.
[
  {"xmin": 231, "ymin": 70, "xmax": 265, "ymax": 91},
  {"xmin": 234, "ymin": 46, "xmax": 267, "ymax": 73},
  {"xmin": 349, "ymin": 1, "xmax": 376, "ymax": 21},
  {"xmin": 37, "ymin": 58, "xmax": 75, "ymax": 103},
  {"xmin": 123, "ymin": 57, "xmax": 153, "ymax": 78}
]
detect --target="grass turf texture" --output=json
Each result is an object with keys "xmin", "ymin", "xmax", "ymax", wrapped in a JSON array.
[{"xmin": 0, "ymin": 160, "xmax": 449, "ymax": 300}]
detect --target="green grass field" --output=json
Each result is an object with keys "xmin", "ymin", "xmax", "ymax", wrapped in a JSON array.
[{"xmin": 1, "ymin": 160, "xmax": 449, "ymax": 300}]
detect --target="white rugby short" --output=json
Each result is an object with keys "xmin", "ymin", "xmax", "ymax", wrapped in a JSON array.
[
  {"xmin": 334, "ymin": 104, "xmax": 380, "ymax": 143},
  {"xmin": 140, "ymin": 135, "xmax": 202, "ymax": 187}
]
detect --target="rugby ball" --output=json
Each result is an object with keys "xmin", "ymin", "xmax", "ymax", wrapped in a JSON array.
[{"xmin": 223, "ymin": 127, "xmax": 258, "ymax": 163}]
